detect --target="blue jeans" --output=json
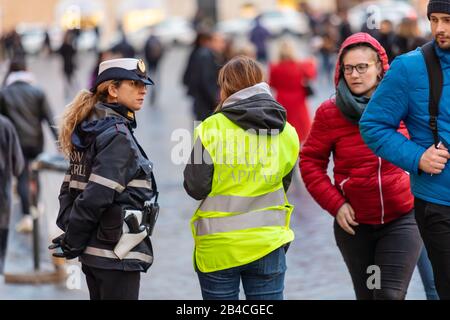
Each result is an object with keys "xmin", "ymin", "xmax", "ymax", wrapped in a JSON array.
[
  {"xmin": 417, "ymin": 243, "xmax": 439, "ymax": 300},
  {"xmin": 196, "ymin": 246, "xmax": 287, "ymax": 300}
]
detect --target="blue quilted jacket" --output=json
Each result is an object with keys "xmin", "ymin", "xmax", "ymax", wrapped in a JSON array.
[{"xmin": 360, "ymin": 41, "xmax": 450, "ymax": 206}]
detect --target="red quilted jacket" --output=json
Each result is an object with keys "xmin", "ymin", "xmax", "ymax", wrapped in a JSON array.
[{"xmin": 299, "ymin": 33, "xmax": 414, "ymax": 225}]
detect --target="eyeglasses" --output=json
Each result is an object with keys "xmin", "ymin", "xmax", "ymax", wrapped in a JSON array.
[{"xmin": 342, "ymin": 62, "xmax": 377, "ymax": 75}]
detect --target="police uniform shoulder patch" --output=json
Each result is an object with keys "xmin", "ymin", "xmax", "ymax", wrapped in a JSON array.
[{"xmin": 115, "ymin": 123, "xmax": 129, "ymax": 136}]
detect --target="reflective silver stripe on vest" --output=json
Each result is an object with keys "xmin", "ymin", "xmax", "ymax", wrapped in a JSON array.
[
  {"xmin": 84, "ymin": 246, "xmax": 153, "ymax": 263},
  {"xmin": 194, "ymin": 209, "xmax": 287, "ymax": 236},
  {"xmin": 69, "ymin": 180, "xmax": 87, "ymax": 190},
  {"xmin": 199, "ymin": 188, "xmax": 285, "ymax": 213},
  {"xmin": 63, "ymin": 175, "xmax": 70, "ymax": 182},
  {"xmin": 127, "ymin": 179, "xmax": 152, "ymax": 190},
  {"xmin": 89, "ymin": 174, "xmax": 125, "ymax": 192}
]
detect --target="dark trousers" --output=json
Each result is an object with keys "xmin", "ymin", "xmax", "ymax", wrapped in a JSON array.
[
  {"xmin": 415, "ymin": 198, "xmax": 450, "ymax": 299},
  {"xmin": 17, "ymin": 157, "xmax": 31, "ymax": 216},
  {"xmin": 334, "ymin": 211, "xmax": 422, "ymax": 300},
  {"xmin": 81, "ymin": 264, "xmax": 140, "ymax": 300}
]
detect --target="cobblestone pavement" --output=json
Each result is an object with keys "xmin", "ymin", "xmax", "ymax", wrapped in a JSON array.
[{"xmin": 0, "ymin": 37, "xmax": 426, "ymax": 299}]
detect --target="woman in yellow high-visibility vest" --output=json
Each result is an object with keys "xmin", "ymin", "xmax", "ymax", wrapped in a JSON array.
[{"xmin": 184, "ymin": 55, "xmax": 299, "ymax": 300}]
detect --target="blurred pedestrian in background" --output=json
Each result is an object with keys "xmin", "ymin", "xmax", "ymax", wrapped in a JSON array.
[
  {"xmin": 144, "ymin": 30, "xmax": 164, "ymax": 107},
  {"xmin": 376, "ymin": 20, "xmax": 396, "ymax": 63},
  {"xmin": 316, "ymin": 15, "xmax": 338, "ymax": 83},
  {"xmin": 58, "ymin": 30, "xmax": 77, "ymax": 100},
  {"xmin": 184, "ymin": 56, "xmax": 299, "ymax": 300},
  {"xmin": 0, "ymin": 115, "xmax": 24, "ymax": 273},
  {"xmin": 300, "ymin": 2, "xmax": 320, "ymax": 37},
  {"xmin": 336, "ymin": 10, "xmax": 353, "ymax": 48},
  {"xmin": 249, "ymin": 15, "xmax": 271, "ymax": 63},
  {"xmin": 183, "ymin": 32, "xmax": 211, "ymax": 100},
  {"xmin": 0, "ymin": 58, "xmax": 58, "ymax": 234},
  {"xmin": 392, "ymin": 17, "xmax": 428, "ymax": 59},
  {"xmin": 186, "ymin": 31, "xmax": 226, "ymax": 121},
  {"xmin": 2, "ymin": 30, "xmax": 25, "ymax": 61},
  {"xmin": 42, "ymin": 28, "xmax": 53, "ymax": 56},
  {"xmin": 269, "ymin": 40, "xmax": 317, "ymax": 144},
  {"xmin": 222, "ymin": 36, "xmax": 236, "ymax": 62},
  {"xmin": 110, "ymin": 24, "xmax": 136, "ymax": 59},
  {"xmin": 300, "ymin": 33, "xmax": 422, "ymax": 300}
]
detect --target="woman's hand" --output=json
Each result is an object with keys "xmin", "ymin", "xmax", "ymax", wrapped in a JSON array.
[{"xmin": 336, "ymin": 203, "xmax": 359, "ymax": 235}]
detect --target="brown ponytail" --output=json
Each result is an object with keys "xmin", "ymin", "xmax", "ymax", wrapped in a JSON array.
[{"xmin": 58, "ymin": 80, "xmax": 117, "ymax": 156}]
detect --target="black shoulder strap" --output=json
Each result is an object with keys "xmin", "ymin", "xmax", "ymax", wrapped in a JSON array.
[{"xmin": 421, "ymin": 41, "xmax": 443, "ymax": 147}]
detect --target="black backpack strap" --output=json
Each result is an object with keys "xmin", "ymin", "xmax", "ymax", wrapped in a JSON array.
[{"xmin": 421, "ymin": 41, "xmax": 443, "ymax": 147}]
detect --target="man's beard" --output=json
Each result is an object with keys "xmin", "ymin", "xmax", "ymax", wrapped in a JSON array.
[{"xmin": 435, "ymin": 34, "xmax": 450, "ymax": 50}]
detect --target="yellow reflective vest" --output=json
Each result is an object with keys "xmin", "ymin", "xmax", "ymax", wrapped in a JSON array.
[{"xmin": 191, "ymin": 112, "xmax": 300, "ymax": 272}]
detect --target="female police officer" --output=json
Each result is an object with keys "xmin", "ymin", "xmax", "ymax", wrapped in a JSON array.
[{"xmin": 50, "ymin": 58, "xmax": 157, "ymax": 300}]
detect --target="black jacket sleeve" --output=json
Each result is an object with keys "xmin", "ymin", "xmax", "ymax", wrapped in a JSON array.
[
  {"xmin": 56, "ymin": 169, "xmax": 72, "ymax": 231},
  {"xmin": 0, "ymin": 116, "xmax": 24, "ymax": 176},
  {"xmin": 183, "ymin": 138, "xmax": 214, "ymax": 200},
  {"xmin": 282, "ymin": 167, "xmax": 295, "ymax": 193},
  {"xmin": 39, "ymin": 92, "xmax": 58, "ymax": 141},
  {"xmin": 65, "ymin": 131, "xmax": 138, "ymax": 249}
]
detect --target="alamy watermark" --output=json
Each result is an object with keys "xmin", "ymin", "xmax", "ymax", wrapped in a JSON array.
[
  {"xmin": 364, "ymin": 5, "xmax": 382, "ymax": 31},
  {"xmin": 367, "ymin": 265, "xmax": 381, "ymax": 290},
  {"xmin": 170, "ymin": 124, "xmax": 283, "ymax": 176},
  {"xmin": 66, "ymin": 264, "xmax": 81, "ymax": 290}
]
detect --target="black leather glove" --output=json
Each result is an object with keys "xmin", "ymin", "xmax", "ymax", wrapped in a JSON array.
[
  {"xmin": 48, "ymin": 233, "xmax": 84, "ymax": 260},
  {"xmin": 48, "ymin": 233, "xmax": 65, "ymax": 250}
]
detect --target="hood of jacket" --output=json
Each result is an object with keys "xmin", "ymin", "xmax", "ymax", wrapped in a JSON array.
[
  {"xmin": 72, "ymin": 102, "xmax": 135, "ymax": 150},
  {"xmin": 5, "ymin": 71, "xmax": 35, "ymax": 87},
  {"xmin": 219, "ymin": 82, "xmax": 287, "ymax": 133},
  {"xmin": 334, "ymin": 32, "xmax": 390, "ymax": 87}
]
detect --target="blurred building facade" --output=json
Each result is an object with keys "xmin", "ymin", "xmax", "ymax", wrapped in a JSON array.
[
  {"xmin": 0, "ymin": 0, "xmax": 341, "ymax": 32},
  {"xmin": 0, "ymin": 0, "xmax": 428, "ymax": 38},
  {"xmin": 0, "ymin": 0, "xmax": 195, "ymax": 33}
]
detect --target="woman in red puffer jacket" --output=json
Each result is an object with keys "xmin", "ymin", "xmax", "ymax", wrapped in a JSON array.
[{"xmin": 299, "ymin": 33, "xmax": 422, "ymax": 300}]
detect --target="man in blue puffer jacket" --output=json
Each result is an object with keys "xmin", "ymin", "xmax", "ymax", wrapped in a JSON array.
[{"xmin": 360, "ymin": 0, "xmax": 450, "ymax": 299}]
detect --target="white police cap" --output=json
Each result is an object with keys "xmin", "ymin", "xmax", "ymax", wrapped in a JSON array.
[{"xmin": 91, "ymin": 58, "xmax": 154, "ymax": 92}]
